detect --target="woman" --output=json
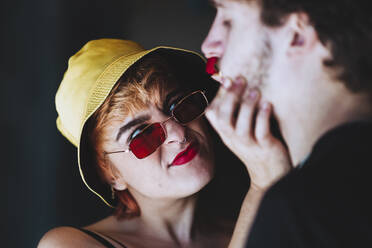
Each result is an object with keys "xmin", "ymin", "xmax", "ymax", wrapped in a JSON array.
[{"xmin": 39, "ymin": 39, "xmax": 290, "ymax": 248}]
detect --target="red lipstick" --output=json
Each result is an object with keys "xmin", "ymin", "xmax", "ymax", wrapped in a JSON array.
[
  {"xmin": 206, "ymin": 57, "xmax": 218, "ymax": 75},
  {"xmin": 171, "ymin": 142, "xmax": 200, "ymax": 166}
]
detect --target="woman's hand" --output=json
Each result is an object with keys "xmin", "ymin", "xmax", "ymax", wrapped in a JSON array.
[{"xmin": 206, "ymin": 78, "xmax": 292, "ymax": 191}]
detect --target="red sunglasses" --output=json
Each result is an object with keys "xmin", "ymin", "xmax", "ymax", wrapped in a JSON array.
[{"xmin": 104, "ymin": 90, "xmax": 209, "ymax": 159}]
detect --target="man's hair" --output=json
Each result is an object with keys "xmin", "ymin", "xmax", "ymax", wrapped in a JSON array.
[{"xmin": 259, "ymin": 0, "xmax": 372, "ymax": 93}]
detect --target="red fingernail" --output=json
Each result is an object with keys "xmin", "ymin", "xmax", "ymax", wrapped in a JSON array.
[{"xmin": 206, "ymin": 57, "xmax": 218, "ymax": 75}]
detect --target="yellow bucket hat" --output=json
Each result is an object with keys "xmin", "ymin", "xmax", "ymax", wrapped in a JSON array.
[{"xmin": 55, "ymin": 38, "xmax": 208, "ymax": 207}]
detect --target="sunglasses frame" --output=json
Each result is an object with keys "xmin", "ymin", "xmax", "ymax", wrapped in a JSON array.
[{"xmin": 103, "ymin": 90, "xmax": 208, "ymax": 159}]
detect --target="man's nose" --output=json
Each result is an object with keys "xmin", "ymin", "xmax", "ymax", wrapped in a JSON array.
[{"xmin": 201, "ymin": 13, "xmax": 226, "ymax": 59}]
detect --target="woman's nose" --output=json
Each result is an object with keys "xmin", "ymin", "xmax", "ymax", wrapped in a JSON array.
[
  {"xmin": 162, "ymin": 119, "xmax": 186, "ymax": 145},
  {"xmin": 201, "ymin": 12, "xmax": 227, "ymax": 59}
]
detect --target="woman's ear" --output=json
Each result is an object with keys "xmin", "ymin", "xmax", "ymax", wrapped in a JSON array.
[
  {"xmin": 104, "ymin": 159, "xmax": 128, "ymax": 191},
  {"xmin": 112, "ymin": 177, "xmax": 128, "ymax": 191}
]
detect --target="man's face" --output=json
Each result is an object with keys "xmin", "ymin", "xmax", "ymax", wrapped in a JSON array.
[
  {"xmin": 202, "ymin": 0, "xmax": 292, "ymax": 135},
  {"xmin": 202, "ymin": 1, "xmax": 271, "ymax": 87},
  {"xmin": 202, "ymin": 0, "xmax": 333, "ymax": 163}
]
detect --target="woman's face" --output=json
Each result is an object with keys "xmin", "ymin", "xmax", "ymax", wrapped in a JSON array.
[{"xmin": 102, "ymin": 88, "xmax": 215, "ymax": 200}]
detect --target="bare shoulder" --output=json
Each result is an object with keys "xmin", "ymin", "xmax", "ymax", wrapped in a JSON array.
[{"xmin": 37, "ymin": 226, "xmax": 100, "ymax": 248}]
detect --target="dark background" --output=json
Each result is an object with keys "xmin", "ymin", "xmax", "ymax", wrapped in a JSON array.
[{"xmin": 3, "ymin": 1, "xmax": 248, "ymax": 247}]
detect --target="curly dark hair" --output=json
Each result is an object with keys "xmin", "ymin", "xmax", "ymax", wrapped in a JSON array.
[{"xmin": 259, "ymin": 0, "xmax": 372, "ymax": 93}]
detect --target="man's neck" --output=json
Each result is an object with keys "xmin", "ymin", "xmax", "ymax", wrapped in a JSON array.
[{"xmin": 287, "ymin": 93, "xmax": 372, "ymax": 166}]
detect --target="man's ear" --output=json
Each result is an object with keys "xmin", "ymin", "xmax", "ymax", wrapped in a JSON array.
[{"xmin": 284, "ymin": 12, "xmax": 318, "ymax": 58}]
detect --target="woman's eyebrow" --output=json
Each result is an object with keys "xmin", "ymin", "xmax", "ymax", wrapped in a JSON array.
[{"xmin": 116, "ymin": 115, "xmax": 151, "ymax": 141}]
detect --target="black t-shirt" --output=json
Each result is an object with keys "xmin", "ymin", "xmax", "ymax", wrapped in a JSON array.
[{"xmin": 245, "ymin": 121, "xmax": 372, "ymax": 248}]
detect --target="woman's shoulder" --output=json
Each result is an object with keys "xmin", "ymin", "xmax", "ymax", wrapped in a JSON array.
[{"xmin": 37, "ymin": 226, "xmax": 101, "ymax": 248}]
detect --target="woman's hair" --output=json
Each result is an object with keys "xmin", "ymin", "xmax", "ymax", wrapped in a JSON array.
[{"xmin": 88, "ymin": 53, "xmax": 193, "ymax": 219}]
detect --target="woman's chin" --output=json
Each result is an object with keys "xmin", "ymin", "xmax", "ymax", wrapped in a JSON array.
[{"xmin": 169, "ymin": 156, "xmax": 215, "ymax": 198}]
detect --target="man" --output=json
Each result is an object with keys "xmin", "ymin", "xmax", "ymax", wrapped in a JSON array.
[{"xmin": 202, "ymin": 0, "xmax": 372, "ymax": 247}]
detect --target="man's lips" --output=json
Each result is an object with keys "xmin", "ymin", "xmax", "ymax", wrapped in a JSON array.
[
  {"xmin": 171, "ymin": 142, "xmax": 200, "ymax": 166},
  {"xmin": 206, "ymin": 57, "xmax": 218, "ymax": 75}
]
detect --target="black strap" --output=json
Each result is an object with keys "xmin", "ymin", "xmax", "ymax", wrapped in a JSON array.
[{"xmin": 76, "ymin": 228, "xmax": 128, "ymax": 248}]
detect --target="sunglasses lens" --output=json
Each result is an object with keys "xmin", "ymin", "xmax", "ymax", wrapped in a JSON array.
[
  {"xmin": 173, "ymin": 92, "xmax": 208, "ymax": 124},
  {"xmin": 129, "ymin": 123, "xmax": 166, "ymax": 159}
]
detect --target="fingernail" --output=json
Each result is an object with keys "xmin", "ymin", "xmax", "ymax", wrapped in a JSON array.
[
  {"xmin": 223, "ymin": 77, "xmax": 232, "ymax": 89},
  {"xmin": 249, "ymin": 90, "xmax": 258, "ymax": 100},
  {"xmin": 211, "ymin": 74, "xmax": 222, "ymax": 84},
  {"xmin": 231, "ymin": 82, "xmax": 245, "ymax": 91},
  {"xmin": 261, "ymin": 102, "xmax": 270, "ymax": 110},
  {"xmin": 235, "ymin": 76, "xmax": 246, "ymax": 86}
]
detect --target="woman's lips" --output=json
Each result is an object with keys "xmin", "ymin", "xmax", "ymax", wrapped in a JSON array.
[{"xmin": 171, "ymin": 142, "xmax": 200, "ymax": 166}]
